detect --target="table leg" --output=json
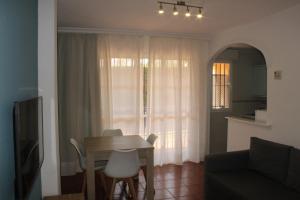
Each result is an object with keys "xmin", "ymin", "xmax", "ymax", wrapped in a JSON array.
[
  {"xmin": 146, "ymin": 149, "xmax": 154, "ymax": 200},
  {"xmin": 86, "ymin": 152, "xmax": 95, "ymax": 200}
]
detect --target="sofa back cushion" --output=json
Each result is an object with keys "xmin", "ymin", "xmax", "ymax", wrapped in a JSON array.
[
  {"xmin": 286, "ymin": 148, "xmax": 300, "ymax": 192},
  {"xmin": 248, "ymin": 137, "xmax": 291, "ymax": 183}
]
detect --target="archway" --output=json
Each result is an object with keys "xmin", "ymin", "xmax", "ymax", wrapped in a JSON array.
[{"xmin": 207, "ymin": 43, "xmax": 268, "ymax": 153}]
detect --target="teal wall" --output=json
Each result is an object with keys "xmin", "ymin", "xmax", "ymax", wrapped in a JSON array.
[{"xmin": 0, "ymin": 0, "xmax": 41, "ymax": 199}]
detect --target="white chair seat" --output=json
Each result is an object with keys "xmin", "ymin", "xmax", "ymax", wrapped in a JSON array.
[{"xmin": 104, "ymin": 149, "xmax": 140, "ymax": 178}]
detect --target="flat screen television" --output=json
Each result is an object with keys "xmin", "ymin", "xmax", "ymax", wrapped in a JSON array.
[{"xmin": 13, "ymin": 97, "xmax": 44, "ymax": 200}]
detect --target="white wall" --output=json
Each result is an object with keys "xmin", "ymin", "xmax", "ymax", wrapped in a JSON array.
[
  {"xmin": 227, "ymin": 120, "xmax": 271, "ymax": 151},
  {"xmin": 210, "ymin": 3, "xmax": 300, "ymax": 150},
  {"xmin": 38, "ymin": 0, "xmax": 61, "ymax": 196}
]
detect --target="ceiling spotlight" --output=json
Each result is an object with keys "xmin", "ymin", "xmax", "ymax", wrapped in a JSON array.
[
  {"xmin": 173, "ymin": 5, "xmax": 179, "ymax": 16},
  {"xmin": 156, "ymin": 1, "xmax": 204, "ymax": 20},
  {"xmin": 158, "ymin": 3, "xmax": 164, "ymax": 14},
  {"xmin": 185, "ymin": 6, "xmax": 191, "ymax": 17},
  {"xmin": 197, "ymin": 8, "xmax": 203, "ymax": 18}
]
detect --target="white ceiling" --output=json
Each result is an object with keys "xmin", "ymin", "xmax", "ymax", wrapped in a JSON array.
[{"xmin": 58, "ymin": 0, "xmax": 300, "ymax": 35}]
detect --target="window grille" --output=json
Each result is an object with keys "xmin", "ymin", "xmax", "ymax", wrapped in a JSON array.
[{"xmin": 212, "ymin": 63, "xmax": 231, "ymax": 109}]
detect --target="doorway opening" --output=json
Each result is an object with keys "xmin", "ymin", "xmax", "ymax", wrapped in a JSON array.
[{"xmin": 209, "ymin": 44, "xmax": 267, "ymax": 153}]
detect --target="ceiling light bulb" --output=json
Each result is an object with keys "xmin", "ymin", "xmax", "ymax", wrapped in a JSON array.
[
  {"xmin": 173, "ymin": 5, "xmax": 179, "ymax": 16},
  {"xmin": 197, "ymin": 8, "xmax": 203, "ymax": 18},
  {"xmin": 158, "ymin": 3, "xmax": 164, "ymax": 14},
  {"xmin": 185, "ymin": 7, "xmax": 191, "ymax": 17}
]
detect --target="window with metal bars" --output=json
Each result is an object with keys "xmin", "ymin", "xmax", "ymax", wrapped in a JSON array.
[{"xmin": 212, "ymin": 63, "xmax": 231, "ymax": 109}]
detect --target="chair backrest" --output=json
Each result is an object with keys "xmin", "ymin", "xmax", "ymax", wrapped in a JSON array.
[
  {"xmin": 102, "ymin": 129, "xmax": 123, "ymax": 137},
  {"xmin": 146, "ymin": 134, "xmax": 158, "ymax": 145},
  {"xmin": 104, "ymin": 149, "xmax": 139, "ymax": 178},
  {"xmin": 70, "ymin": 138, "xmax": 86, "ymax": 170}
]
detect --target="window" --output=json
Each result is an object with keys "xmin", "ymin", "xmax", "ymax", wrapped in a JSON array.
[
  {"xmin": 107, "ymin": 57, "xmax": 192, "ymax": 148},
  {"xmin": 212, "ymin": 63, "xmax": 231, "ymax": 109}
]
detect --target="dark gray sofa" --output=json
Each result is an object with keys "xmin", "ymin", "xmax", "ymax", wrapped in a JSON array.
[{"xmin": 204, "ymin": 137, "xmax": 300, "ymax": 200}]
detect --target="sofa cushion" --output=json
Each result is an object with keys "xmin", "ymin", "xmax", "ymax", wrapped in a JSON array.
[
  {"xmin": 248, "ymin": 137, "xmax": 291, "ymax": 182},
  {"xmin": 208, "ymin": 170, "xmax": 300, "ymax": 200},
  {"xmin": 286, "ymin": 148, "xmax": 300, "ymax": 192}
]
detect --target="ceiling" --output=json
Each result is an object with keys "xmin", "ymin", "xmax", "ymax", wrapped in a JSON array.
[{"xmin": 58, "ymin": 0, "xmax": 300, "ymax": 36}]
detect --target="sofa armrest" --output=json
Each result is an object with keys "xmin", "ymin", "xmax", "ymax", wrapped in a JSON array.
[{"xmin": 205, "ymin": 150, "xmax": 249, "ymax": 172}]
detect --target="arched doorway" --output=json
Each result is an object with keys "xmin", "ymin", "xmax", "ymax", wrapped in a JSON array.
[{"xmin": 208, "ymin": 43, "xmax": 267, "ymax": 153}]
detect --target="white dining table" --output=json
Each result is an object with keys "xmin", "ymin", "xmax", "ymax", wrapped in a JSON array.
[{"xmin": 84, "ymin": 135, "xmax": 154, "ymax": 200}]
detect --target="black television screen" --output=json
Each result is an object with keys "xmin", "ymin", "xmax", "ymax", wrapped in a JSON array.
[{"xmin": 13, "ymin": 97, "xmax": 44, "ymax": 200}]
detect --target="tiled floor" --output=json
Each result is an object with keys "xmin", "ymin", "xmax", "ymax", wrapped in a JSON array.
[{"xmin": 61, "ymin": 162, "xmax": 204, "ymax": 200}]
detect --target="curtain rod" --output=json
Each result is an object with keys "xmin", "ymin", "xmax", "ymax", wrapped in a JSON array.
[{"xmin": 57, "ymin": 27, "xmax": 212, "ymax": 41}]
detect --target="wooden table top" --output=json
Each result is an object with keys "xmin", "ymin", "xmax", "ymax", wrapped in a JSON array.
[{"xmin": 84, "ymin": 135, "xmax": 154, "ymax": 152}]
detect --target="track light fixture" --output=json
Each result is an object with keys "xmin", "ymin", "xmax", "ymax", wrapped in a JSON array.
[
  {"xmin": 185, "ymin": 7, "xmax": 191, "ymax": 17},
  {"xmin": 157, "ymin": 1, "xmax": 204, "ymax": 19},
  {"xmin": 158, "ymin": 2, "xmax": 164, "ymax": 14},
  {"xmin": 197, "ymin": 8, "xmax": 203, "ymax": 19},
  {"xmin": 173, "ymin": 5, "xmax": 178, "ymax": 16}
]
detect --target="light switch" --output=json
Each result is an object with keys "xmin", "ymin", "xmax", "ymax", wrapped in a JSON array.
[{"xmin": 274, "ymin": 70, "xmax": 282, "ymax": 80}]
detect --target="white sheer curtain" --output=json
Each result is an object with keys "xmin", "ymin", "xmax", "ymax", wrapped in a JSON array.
[
  {"xmin": 98, "ymin": 35, "xmax": 208, "ymax": 165},
  {"xmin": 146, "ymin": 37, "xmax": 207, "ymax": 165},
  {"xmin": 98, "ymin": 35, "xmax": 145, "ymax": 135}
]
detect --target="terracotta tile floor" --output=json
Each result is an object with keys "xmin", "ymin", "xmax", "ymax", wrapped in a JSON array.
[{"xmin": 61, "ymin": 162, "xmax": 204, "ymax": 200}]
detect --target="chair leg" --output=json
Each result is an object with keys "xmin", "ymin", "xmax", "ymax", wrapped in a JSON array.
[
  {"xmin": 108, "ymin": 178, "xmax": 116, "ymax": 200},
  {"xmin": 98, "ymin": 171, "xmax": 109, "ymax": 200},
  {"xmin": 141, "ymin": 166, "xmax": 148, "ymax": 192},
  {"xmin": 82, "ymin": 171, "xmax": 87, "ymax": 194},
  {"xmin": 121, "ymin": 181, "xmax": 128, "ymax": 197},
  {"xmin": 141, "ymin": 166, "xmax": 147, "ymax": 183},
  {"xmin": 128, "ymin": 178, "xmax": 137, "ymax": 200}
]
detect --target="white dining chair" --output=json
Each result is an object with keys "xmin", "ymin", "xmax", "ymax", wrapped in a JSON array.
[
  {"xmin": 103, "ymin": 149, "xmax": 140, "ymax": 200},
  {"xmin": 70, "ymin": 138, "xmax": 107, "ymax": 193},
  {"xmin": 146, "ymin": 134, "xmax": 158, "ymax": 146},
  {"xmin": 102, "ymin": 129, "xmax": 123, "ymax": 136}
]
